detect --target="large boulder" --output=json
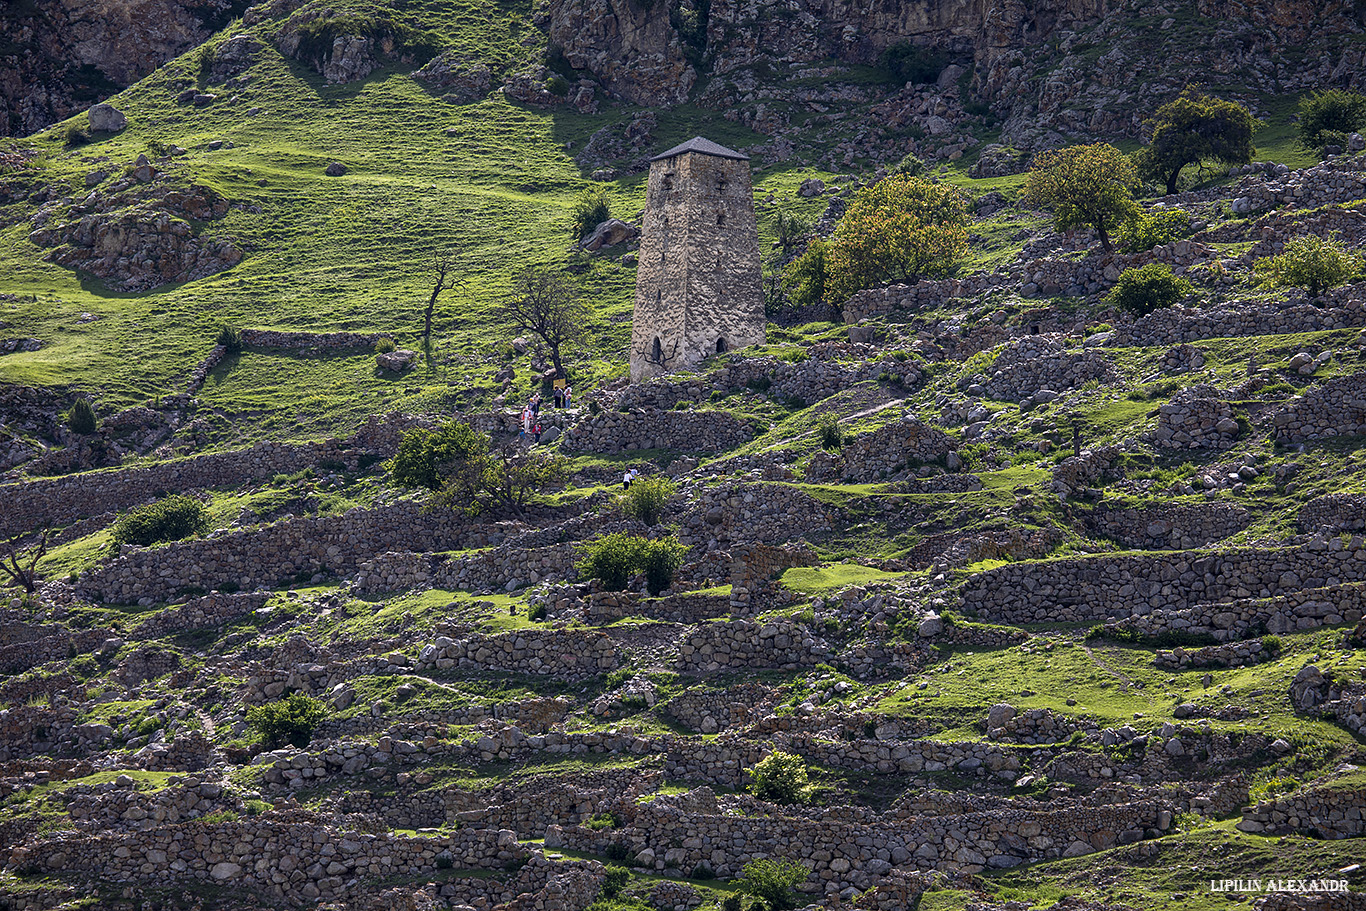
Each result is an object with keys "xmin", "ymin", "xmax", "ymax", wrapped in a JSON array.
[
  {"xmin": 580, "ymin": 218, "xmax": 639, "ymax": 251},
  {"xmin": 87, "ymin": 103, "xmax": 127, "ymax": 133}
]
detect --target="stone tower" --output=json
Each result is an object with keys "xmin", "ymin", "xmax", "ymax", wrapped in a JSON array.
[{"xmin": 630, "ymin": 137, "xmax": 764, "ymax": 383}]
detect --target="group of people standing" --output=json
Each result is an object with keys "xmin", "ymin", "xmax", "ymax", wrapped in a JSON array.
[{"xmin": 518, "ymin": 384, "xmax": 574, "ymax": 445}]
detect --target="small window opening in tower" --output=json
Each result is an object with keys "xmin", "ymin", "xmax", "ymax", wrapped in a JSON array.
[
  {"xmin": 716, "ymin": 338, "xmax": 727, "ymax": 354},
  {"xmin": 716, "ymin": 175, "xmax": 727, "ymax": 193},
  {"xmin": 653, "ymin": 337, "xmax": 663, "ymax": 361},
  {"xmin": 662, "ymin": 174, "xmax": 675, "ymax": 191},
  {"xmin": 717, "ymin": 212, "xmax": 725, "ymax": 226}
]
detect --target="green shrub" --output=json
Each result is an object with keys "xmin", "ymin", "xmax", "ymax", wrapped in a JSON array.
[
  {"xmin": 586, "ymin": 812, "xmax": 622, "ymax": 831},
  {"xmin": 639, "ymin": 538, "xmax": 689, "ymax": 596},
  {"xmin": 580, "ymin": 534, "xmax": 689, "ymax": 595},
  {"xmin": 67, "ymin": 398, "xmax": 97, "ymax": 435},
  {"xmin": 581, "ymin": 533, "xmax": 641, "ymax": 591},
  {"xmin": 546, "ymin": 74, "xmax": 571, "ymax": 96},
  {"xmin": 735, "ymin": 858, "xmax": 810, "ymax": 911},
  {"xmin": 216, "ymin": 325, "xmax": 242, "ymax": 353},
  {"xmin": 528, "ymin": 602, "xmax": 547, "ymax": 622},
  {"xmin": 622, "ymin": 476, "xmax": 676, "ymax": 526},
  {"xmin": 1296, "ymin": 89, "xmax": 1366, "ymax": 152},
  {"xmin": 245, "ymin": 693, "xmax": 326, "ymax": 748},
  {"xmin": 602, "ymin": 864, "xmax": 630, "ymax": 899},
  {"xmin": 374, "ymin": 336, "xmax": 397, "ymax": 354},
  {"xmin": 1254, "ymin": 234, "xmax": 1363, "ymax": 298},
  {"xmin": 747, "ymin": 750, "xmax": 810, "ymax": 804},
  {"xmin": 1104, "ymin": 263, "xmax": 1192, "ymax": 316},
  {"xmin": 435, "ymin": 853, "xmax": 454, "ymax": 870},
  {"xmin": 573, "ymin": 186, "xmax": 612, "ymax": 241},
  {"xmin": 1261, "ymin": 634, "xmax": 1282, "ymax": 654},
  {"xmin": 244, "ymin": 798, "xmax": 272, "ymax": 816},
  {"xmin": 112, "ymin": 495, "xmax": 209, "ymax": 547},
  {"xmin": 1116, "ymin": 209, "xmax": 1191, "ymax": 254},
  {"xmin": 817, "ymin": 415, "xmax": 842, "ymax": 451},
  {"xmin": 891, "ymin": 152, "xmax": 924, "ymax": 176}
]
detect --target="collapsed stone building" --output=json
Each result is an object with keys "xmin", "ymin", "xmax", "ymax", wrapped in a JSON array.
[{"xmin": 630, "ymin": 137, "xmax": 765, "ymax": 382}]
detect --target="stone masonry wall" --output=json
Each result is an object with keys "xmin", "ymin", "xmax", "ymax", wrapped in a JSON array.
[
  {"xmin": 1271, "ymin": 373, "xmax": 1366, "ymax": 443},
  {"xmin": 560, "ymin": 408, "xmax": 755, "ymax": 454},
  {"xmin": 76, "ymin": 501, "xmax": 480, "ymax": 603},
  {"xmin": 959, "ymin": 540, "xmax": 1366, "ymax": 625},
  {"xmin": 0, "ymin": 414, "xmax": 422, "ymax": 539},
  {"xmin": 6, "ymin": 817, "xmax": 526, "ymax": 905},
  {"xmin": 1237, "ymin": 786, "xmax": 1366, "ymax": 838}
]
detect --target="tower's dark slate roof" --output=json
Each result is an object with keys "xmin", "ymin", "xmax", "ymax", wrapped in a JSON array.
[{"xmin": 650, "ymin": 136, "xmax": 750, "ymax": 162}]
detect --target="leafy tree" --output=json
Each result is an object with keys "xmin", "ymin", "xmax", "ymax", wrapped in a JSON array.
[
  {"xmin": 771, "ymin": 209, "xmax": 813, "ymax": 258},
  {"xmin": 572, "ymin": 186, "xmax": 611, "ymax": 240},
  {"xmin": 747, "ymin": 750, "xmax": 810, "ymax": 804},
  {"xmin": 246, "ymin": 694, "xmax": 326, "ymax": 748},
  {"xmin": 781, "ymin": 237, "xmax": 828, "ymax": 308},
  {"xmin": 1254, "ymin": 234, "xmax": 1363, "ymax": 298},
  {"xmin": 820, "ymin": 174, "xmax": 968, "ymax": 304},
  {"xmin": 735, "ymin": 858, "xmax": 810, "ymax": 911},
  {"xmin": 500, "ymin": 267, "xmax": 590, "ymax": 379},
  {"xmin": 622, "ymin": 475, "xmax": 675, "ymax": 526},
  {"xmin": 638, "ymin": 537, "xmax": 689, "ymax": 596},
  {"xmin": 216, "ymin": 325, "xmax": 243, "ymax": 353},
  {"xmin": 389, "ymin": 421, "xmax": 484, "ymax": 491},
  {"xmin": 112, "ymin": 495, "xmax": 209, "ymax": 547},
  {"xmin": 391, "ymin": 421, "xmax": 566, "ymax": 517},
  {"xmin": 1025, "ymin": 143, "xmax": 1139, "ymax": 252},
  {"xmin": 1134, "ymin": 87, "xmax": 1258, "ymax": 195},
  {"xmin": 1296, "ymin": 89, "xmax": 1366, "ymax": 153},
  {"xmin": 579, "ymin": 533, "xmax": 689, "ymax": 594},
  {"xmin": 1105, "ymin": 263, "xmax": 1193, "ymax": 316},
  {"xmin": 1115, "ymin": 209, "xmax": 1192, "ymax": 254},
  {"xmin": 67, "ymin": 398, "xmax": 97, "ymax": 435}
]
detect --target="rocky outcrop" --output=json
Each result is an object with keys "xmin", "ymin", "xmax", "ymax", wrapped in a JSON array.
[
  {"xmin": 0, "ymin": 0, "xmax": 250, "ymax": 136},
  {"xmin": 27, "ymin": 180, "xmax": 240, "ymax": 292}
]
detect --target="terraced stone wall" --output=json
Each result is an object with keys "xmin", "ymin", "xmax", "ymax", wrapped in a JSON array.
[{"xmin": 959, "ymin": 541, "xmax": 1366, "ymax": 624}]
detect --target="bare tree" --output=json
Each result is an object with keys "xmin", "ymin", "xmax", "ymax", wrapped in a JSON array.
[
  {"xmin": 1, "ymin": 531, "xmax": 48, "ymax": 595},
  {"xmin": 500, "ymin": 268, "xmax": 589, "ymax": 379},
  {"xmin": 423, "ymin": 248, "xmax": 465, "ymax": 347}
]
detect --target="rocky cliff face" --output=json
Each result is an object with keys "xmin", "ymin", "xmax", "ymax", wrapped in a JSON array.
[
  {"xmin": 0, "ymin": 0, "xmax": 251, "ymax": 136},
  {"xmin": 543, "ymin": 0, "xmax": 1366, "ymax": 137}
]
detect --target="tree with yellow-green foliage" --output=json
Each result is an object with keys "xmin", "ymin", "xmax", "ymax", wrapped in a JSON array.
[
  {"xmin": 792, "ymin": 174, "xmax": 967, "ymax": 308},
  {"xmin": 1134, "ymin": 86, "xmax": 1258, "ymax": 195},
  {"xmin": 1025, "ymin": 143, "xmax": 1140, "ymax": 253}
]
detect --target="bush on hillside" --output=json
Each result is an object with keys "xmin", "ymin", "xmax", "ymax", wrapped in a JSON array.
[
  {"xmin": 246, "ymin": 693, "xmax": 326, "ymax": 748},
  {"xmin": 891, "ymin": 152, "xmax": 925, "ymax": 177},
  {"xmin": 374, "ymin": 336, "xmax": 397, "ymax": 353},
  {"xmin": 622, "ymin": 475, "xmax": 675, "ymax": 526},
  {"xmin": 638, "ymin": 537, "xmax": 689, "ymax": 596},
  {"xmin": 1296, "ymin": 89, "xmax": 1366, "ymax": 153},
  {"xmin": 747, "ymin": 750, "xmax": 811, "ymax": 804},
  {"xmin": 572, "ymin": 186, "xmax": 612, "ymax": 241},
  {"xmin": 817, "ymin": 415, "xmax": 843, "ymax": 451},
  {"xmin": 1105, "ymin": 263, "xmax": 1192, "ymax": 316},
  {"xmin": 67, "ymin": 398, "xmax": 97, "ymax": 435},
  {"xmin": 1115, "ymin": 209, "xmax": 1192, "ymax": 254},
  {"xmin": 735, "ymin": 858, "xmax": 810, "ymax": 911},
  {"xmin": 580, "ymin": 533, "xmax": 690, "ymax": 595},
  {"xmin": 1254, "ymin": 234, "xmax": 1363, "ymax": 298},
  {"xmin": 112, "ymin": 495, "xmax": 209, "ymax": 548},
  {"xmin": 216, "ymin": 325, "xmax": 242, "ymax": 353}
]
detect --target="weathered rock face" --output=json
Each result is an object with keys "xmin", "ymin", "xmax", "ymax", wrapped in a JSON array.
[
  {"xmin": 541, "ymin": 0, "xmax": 697, "ymax": 106},
  {"xmin": 0, "ymin": 0, "xmax": 251, "ymax": 136},
  {"xmin": 27, "ymin": 180, "xmax": 240, "ymax": 292}
]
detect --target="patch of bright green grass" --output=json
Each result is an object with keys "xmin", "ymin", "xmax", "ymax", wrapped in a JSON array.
[{"xmin": 779, "ymin": 564, "xmax": 905, "ymax": 595}]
